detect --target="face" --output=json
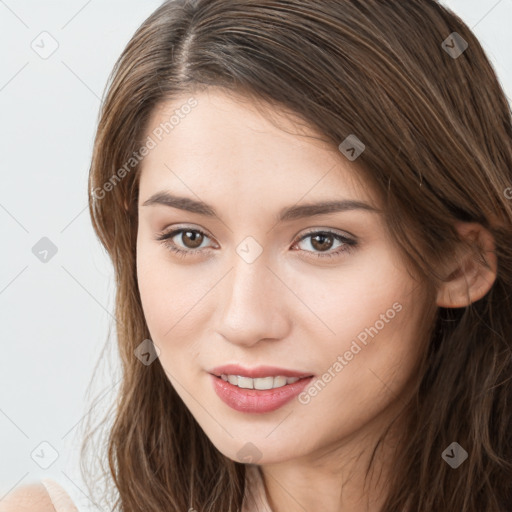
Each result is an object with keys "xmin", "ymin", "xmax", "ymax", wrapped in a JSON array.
[{"xmin": 136, "ymin": 88, "xmax": 429, "ymax": 465}]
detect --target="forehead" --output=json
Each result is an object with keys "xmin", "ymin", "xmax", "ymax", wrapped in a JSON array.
[{"xmin": 138, "ymin": 88, "xmax": 377, "ymax": 211}]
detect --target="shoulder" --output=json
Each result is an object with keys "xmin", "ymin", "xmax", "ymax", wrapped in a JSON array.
[{"xmin": 0, "ymin": 481, "xmax": 56, "ymax": 512}]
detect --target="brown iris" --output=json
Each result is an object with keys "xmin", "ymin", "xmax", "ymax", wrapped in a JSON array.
[
  {"xmin": 309, "ymin": 233, "xmax": 334, "ymax": 252},
  {"xmin": 180, "ymin": 230, "xmax": 204, "ymax": 249}
]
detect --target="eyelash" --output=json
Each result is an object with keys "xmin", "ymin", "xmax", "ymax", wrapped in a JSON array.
[{"xmin": 155, "ymin": 226, "xmax": 357, "ymax": 261}]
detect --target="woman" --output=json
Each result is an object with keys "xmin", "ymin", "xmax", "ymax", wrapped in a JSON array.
[{"xmin": 4, "ymin": 0, "xmax": 511, "ymax": 511}]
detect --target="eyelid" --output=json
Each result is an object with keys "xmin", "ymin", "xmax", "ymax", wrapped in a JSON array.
[
  {"xmin": 163, "ymin": 223, "xmax": 214, "ymax": 236},
  {"xmin": 296, "ymin": 226, "xmax": 356, "ymax": 240}
]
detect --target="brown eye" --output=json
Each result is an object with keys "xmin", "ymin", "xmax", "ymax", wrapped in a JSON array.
[
  {"xmin": 156, "ymin": 227, "xmax": 214, "ymax": 257},
  {"xmin": 309, "ymin": 233, "xmax": 335, "ymax": 252},
  {"xmin": 180, "ymin": 230, "xmax": 204, "ymax": 249},
  {"xmin": 293, "ymin": 230, "xmax": 358, "ymax": 260}
]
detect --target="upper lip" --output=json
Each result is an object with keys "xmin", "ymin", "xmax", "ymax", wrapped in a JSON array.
[{"xmin": 209, "ymin": 364, "xmax": 314, "ymax": 379}]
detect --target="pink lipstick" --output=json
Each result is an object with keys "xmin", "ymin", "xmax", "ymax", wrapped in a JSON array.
[{"xmin": 208, "ymin": 364, "xmax": 314, "ymax": 413}]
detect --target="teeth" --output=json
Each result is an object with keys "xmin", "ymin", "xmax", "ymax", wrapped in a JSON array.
[
  {"xmin": 254, "ymin": 376, "xmax": 273, "ymax": 390},
  {"xmin": 273, "ymin": 376, "xmax": 287, "ymax": 388},
  {"xmin": 220, "ymin": 374, "xmax": 304, "ymax": 390},
  {"xmin": 237, "ymin": 376, "xmax": 254, "ymax": 389}
]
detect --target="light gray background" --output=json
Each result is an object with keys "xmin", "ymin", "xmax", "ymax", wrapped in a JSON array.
[{"xmin": 1, "ymin": 1, "xmax": 511, "ymax": 510}]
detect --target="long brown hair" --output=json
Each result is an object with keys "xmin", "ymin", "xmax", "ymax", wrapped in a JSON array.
[{"xmin": 82, "ymin": 1, "xmax": 512, "ymax": 510}]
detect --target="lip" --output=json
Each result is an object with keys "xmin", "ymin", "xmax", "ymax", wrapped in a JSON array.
[
  {"xmin": 209, "ymin": 364, "xmax": 314, "ymax": 379},
  {"xmin": 209, "ymin": 372, "xmax": 315, "ymax": 414}
]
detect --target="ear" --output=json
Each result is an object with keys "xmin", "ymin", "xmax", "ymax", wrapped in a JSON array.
[{"xmin": 436, "ymin": 222, "xmax": 498, "ymax": 308}]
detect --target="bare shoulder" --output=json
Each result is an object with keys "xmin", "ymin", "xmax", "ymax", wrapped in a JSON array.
[{"xmin": 0, "ymin": 481, "xmax": 56, "ymax": 512}]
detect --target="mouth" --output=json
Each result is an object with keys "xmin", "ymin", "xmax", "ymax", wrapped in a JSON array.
[
  {"xmin": 208, "ymin": 365, "xmax": 315, "ymax": 413},
  {"xmin": 209, "ymin": 364, "xmax": 314, "ymax": 390},
  {"xmin": 212, "ymin": 373, "xmax": 311, "ymax": 390}
]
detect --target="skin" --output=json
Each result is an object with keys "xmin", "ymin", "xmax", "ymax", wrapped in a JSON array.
[
  {"xmin": 0, "ymin": 482, "xmax": 59, "ymax": 512},
  {"xmin": 135, "ymin": 88, "xmax": 497, "ymax": 511}
]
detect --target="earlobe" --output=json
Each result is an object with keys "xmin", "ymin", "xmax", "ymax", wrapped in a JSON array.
[{"xmin": 436, "ymin": 222, "xmax": 498, "ymax": 308}]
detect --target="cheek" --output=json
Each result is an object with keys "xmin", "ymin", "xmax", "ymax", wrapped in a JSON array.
[
  {"xmin": 136, "ymin": 242, "xmax": 164, "ymax": 331},
  {"xmin": 296, "ymin": 252, "xmax": 410, "ymax": 348},
  {"xmin": 136, "ymin": 240, "xmax": 214, "ymax": 358},
  {"xmin": 296, "ymin": 263, "xmax": 424, "ymax": 417},
  {"xmin": 136, "ymin": 236, "xmax": 181, "ymax": 343}
]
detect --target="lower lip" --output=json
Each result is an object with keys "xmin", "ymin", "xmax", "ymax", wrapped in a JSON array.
[{"xmin": 210, "ymin": 374, "xmax": 314, "ymax": 413}]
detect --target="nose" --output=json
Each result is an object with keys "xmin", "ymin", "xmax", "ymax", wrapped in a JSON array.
[{"xmin": 215, "ymin": 254, "xmax": 291, "ymax": 348}]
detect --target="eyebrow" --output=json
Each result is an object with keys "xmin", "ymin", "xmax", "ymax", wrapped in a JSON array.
[{"xmin": 141, "ymin": 191, "xmax": 381, "ymax": 222}]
